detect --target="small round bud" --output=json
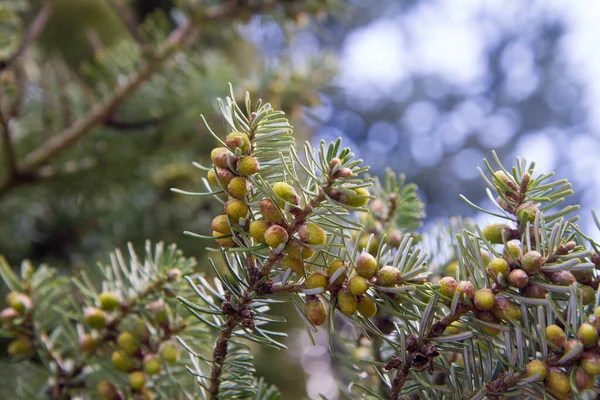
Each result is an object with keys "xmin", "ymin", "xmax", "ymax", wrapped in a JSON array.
[
  {"xmin": 260, "ymin": 199, "xmax": 283, "ymax": 223},
  {"xmin": 577, "ymin": 323, "xmax": 598, "ymax": 348},
  {"xmin": 306, "ymin": 297, "xmax": 327, "ymax": 326},
  {"xmin": 478, "ymin": 312, "xmax": 501, "ymax": 336},
  {"xmin": 337, "ymin": 291, "xmax": 358, "ymax": 316},
  {"xmin": 133, "ymin": 320, "xmax": 151, "ymax": 342},
  {"xmin": 306, "ymin": 272, "xmax": 328, "ymax": 290},
  {"xmin": 207, "ymin": 169, "xmax": 217, "ymax": 185},
  {"xmin": 78, "ymin": 334, "xmax": 99, "ymax": 355},
  {"xmin": 357, "ymin": 296, "xmax": 377, "ymax": 318},
  {"xmin": 285, "ymin": 240, "xmax": 313, "ymax": 260},
  {"xmin": 522, "ymin": 282, "xmax": 547, "ymax": 298},
  {"xmin": 525, "ymin": 359, "xmax": 547, "ymax": 382},
  {"xmin": 9, "ymin": 293, "xmax": 32, "ymax": 314},
  {"xmin": 129, "ymin": 371, "xmax": 147, "ymax": 391},
  {"xmin": 582, "ymin": 352, "xmax": 600, "ymax": 375},
  {"xmin": 160, "ymin": 342, "xmax": 179, "ymax": 365},
  {"xmin": 249, "ymin": 220, "xmax": 270, "ymax": 243},
  {"xmin": 564, "ymin": 339, "xmax": 584, "ymax": 361},
  {"xmin": 225, "ymin": 131, "xmax": 251, "ymax": 153},
  {"xmin": 112, "ymin": 351, "xmax": 133, "ymax": 372},
  {"xmin": 224, "ymin": 199, "xmax": 249, "ymax": 221},
  {"xmin": 545, "ymin": 368, "xmax": 571, "ymax": 396},
  {"xmin": 474, "ymin": 288, "xmax": 495, "ymax": 310},
  {"xmin": 487, "ymin": 258, "xmax": 509, "ymax": 283},
  {"xmin": 264, "ymin": 225, "xmax": 289, "ymax": 249},
  {"xmin": 579, "ymin": 285, "xmax": 596, "ymax": 305},
  {"xmin": 503, "ymin": 240, "xmax": 523, "ymax": 262},
  {"xmin": 443, "ymin": 322, "xmax": 462, "ymax": 335},
  {"xmin": 337, "ymin": 168, "xmax": 353, "ymax": 178},
  {"xmin": 480, "ymin": 249, "xmax": 491, "ymax": 266},
  {"xmin": 549, "ymin": 270, "xmax": 576, "ymax": 286},
  {"xmin": 213, "ymin": 231, "xmax": 235, "ymax": 247},
  {"xmin": 97, "ymin": 380, "xmax": 120, "ymax": 400},
  {"xmin": 211, "ymin": 147, "xmax": 230, "ymax": 169},
  {"xmin": 327, "ymin": 259, "xmax": 347, "ymax": 285},
  {"xmin": 377, "ymin": 266, "xmax": 401, "ymax": 287},
  {"xmin": 227, "ymin": 177, "xmax": 249, "ymax": 199},
  {"xmin": 343, "ymin": 187, "xmax": 370, "ymax": 207},
  {"xmin": 215, "ymin": 167, "xmax": 235, "ymax": 186},
  {"xmin": 493, "ymin": 170, "xmax": 519, "ymax": 194},
  {"xmin": 98, "ymin": 292, "xmax": 120, "ymax": 311},
  {"xmin": 348, "ymin": 275, "xmax": 369, "ymax": 296},
  {"xmin": 237, "ymin": 156, "xmax": 259, "ymax": 176},
  {"xmin": 546, "ymin": 325, "xmax": 567, "ymax": 348},
  {"xmin": 482, "ymin": 224, "xmax": 509, "ymax": 244},
  {"xmin": 521, "ymin": 250, "xmax": 544, "ymax": 275},
  {"xmin": 355, "ymin": 252, "xmax": 377, "ymax": 279},
  {"xmin": 7, "ymin": 337, "xmax": 33, "ymax": 358},
  {"xmin": 0, "ymin": 307, "xmax": 19, "ymax": 327},
  {"xmin": 84, "ymin": 307, "xmax": 107, "ymax": 330},
  {"xmin": 299, "ymin": 223, "xmax": 327, "ymax": 246},
  {"xmin": 507, "ymin": 269, "xmax": 528, "ymax": 289},
  {"xmin": 118, "ymin": 331, "xmax": 139, "ymax": 355},
  {"xmin": 282, "ymin": 256, "xmax": 304, "ymax": 276},
  {"xmin": 575, "ymin": 367, "xmax": 594, "ymax": 390},
  {"xmin": 438, "ymin": 276, "xmax": 458, "ymax": 299},
  {"xmin": 457, "ymin": 281, "xmax": 475, "ymax": 301},
  {"xmin": 492, "ymin": 296, "xmax": 521, "ymax": 321},
  {"xmin": 272, "ymin": 182, "xmax": 298, "ymax": 206},
  {"xmin": 143, "ymin": 354, "xmax": 162, "ymax": 375},
  {"xmin": 166, "ymin": 269, "xmax": 182, "ymax": 281},
  {"xmin": 329, "ymin": 158, "xmax": 341, "ymax": 170},
  {"xmin": 516, "ymin": 203, "xmax": 539, "ymax": 225}
]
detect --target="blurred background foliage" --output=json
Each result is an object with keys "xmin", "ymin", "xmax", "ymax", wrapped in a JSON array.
[{"xmin": 1, "ymin": 0, "xmax": 599, "ymax": 398}]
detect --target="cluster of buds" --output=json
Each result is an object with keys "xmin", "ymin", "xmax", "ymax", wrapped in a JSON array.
[
  {"xmin": 1, "ymin": 291, "xmax": 34, "ymax": 358},
  {"xmin": 80, "ymin": 291, "xmax": 181, "ymax": 399},
  {"xmin": 354, "ymin": 194, "xmax": 403, "ymax": 255},
  {"xmin": 305, "ymin": 252, "xmax": 407, "ymax": 326},
  {"xmin": 522, "ymin": 315, "xmax": 600, "ymax": 399}
]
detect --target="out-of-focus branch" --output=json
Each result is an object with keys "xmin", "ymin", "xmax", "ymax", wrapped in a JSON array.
[
  {"xmin": 0, "ymin": 0, "xmax": 271, "ymax": 199},
  {"xmin": 0, "ymin": 2, "xmax": 52, "ymax": 72},
  {"xmin": 0, "ymin": 106, "xmax": 17, "ymax": 176},
  {"xmin": 108, "ymin": 0, "xmax": 148, "ymax": 47}
]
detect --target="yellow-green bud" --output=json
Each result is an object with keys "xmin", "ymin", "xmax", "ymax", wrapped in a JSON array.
[
  {"xmin": 348, "ymin": 275, "xmax": 369, "ymax": 296},
  {"xmin": 545, "ymin": 368, "xmax": 571, "ymax": 396},
  {"xmin": 355, "ymin": 252, "xmax": 377, "ymax": 279},
  {"xmin": 306, "ymin": 297, "xmax": 327, "ymax": 326},
  {"xmin": 227, "ymin": 177, "xmax": 249, "ymax": 199},
  {"xmin": 282, "ymin": 256, "xmax": 304, "ymax": 276},
  {"xmin": 111, "ymin": 351, "xmax": 133, "ymax": 372},
  {"xmin": 117, "ymin": 331, "xmax": 139, "ymax": 355},
  {"xmin": 344, "ymin": 187, "xmax": 370, "ymax": 207},
  {"xmin": 264, "ymin": 225, "xmax": 289, "ymax": 249},
  {"xmin": 133, "ymin": 320, "xmax": 151, "ymax": 341},
  {"xmin": 98, "ymin": 292, "xmax": 120, "ymax": 311},
  {"xmin": 285, "ymin": 240, "xmax": 313, "ymax": 260},
  {"xmin": 503, "ymin": 240, "xmax": 523, "ymax": 262},
  {"xmin": 443, "ymin": 322, "xmax": 462, "ymax": 336},
  {"xmin": 306, "ymin": 272, "xmax": 328, "ymax": 290},
  {"xmin": 160, "ymin": 342, "xmax": 179, "ymax": 364},
  {"xmin": 225, "ymin": 131, "xmax": 251, "ymax": 153},
  {"xmin": 482, "ymin": 224, "xmax": 508, "ymax": 244},
  {"xmin": 516, "ymin": 203, "xmax": 539, "ymax": 225},
  {"xmin": 493, "ymin": 170, "xmax": 519, "ymax": 194},
  {"xmin": 578, "ymin": 323, "xmax": 598, "ymax": 348},
  {"xmin": 478, "ymin": 312, "xmax": 501, "ymax": 336},
  {"xmin": 581, "ymin": 352, "xmax": 600, "ymax": 375},
  {"xmin": 249, "ymin": 220, "xmax": 270, "ymax": 243},
  {"xmin": 474, "ymin": 289, "xmax": 495, "ymax": 310},
  {"xmin": 377, "ymin": 266, "xmax": 401, "ymax": 287},
  {"xmin": 486, "ymin": 258, "xmax": 509, "ymax": 283},
  {"xmin": 480, "ymin": 249, "xmax": 491, "ymax": 266},
  {"xmin": 299, "ymin": 223, "xmax": 327, "ymax": 246},
  {"xmin": 207, "ymin": 169, "xmax": 217, "ymax": 185},
  {"xmin": 237, "ymin": 156, "xmax": 259, "ymax": 176},
  {"xmin": 84, "ymin": 307, "xmax": 107, "ymax": 330},
  {"xmin": 129, "ymin": 371, "xmax": 147, "ymax": 391},
  {"xmin": 272, "ymin": 182, "xmax": 298, "ymax": 206},
  {"xmin": 211, "ymin": 215, "xmax": 231, "ymax": 235},
  {"xmin": 7, "ymin": 337, "xmax": 33, "ymax": 358},
  {"xmin": 224, "ymin": 199, "xmax": 249, "ymax": 221},
  {"xmin": 492, "ymin": 296, "xmax": 521, "ymax": 322},
  {"xmin": 211, "ymin": 147, "xmax": 230, "ymax": 169},
  {"xmin": 143, "ymin": 354, "xmax": 162, "ymax": 375},
  {"xmin": 546, "ymin": 325, "xmax": 567, "ymax": 348},
  {"xmin": 97, "ymin": 380, "xmax": 120, "ymax": 400},
  {"xmin": 525, "ymin": 359, "xmax": 547, "ymax": 382},
  {"xmin": 78, "ymin": 334, "xmax": 99, "ymax": 355},
  {"xmin": 507, "ymin": 269, "xmax": 528, "ymax": 289},
  {"xmin": 260, "ymin": 198, "xmax": 283, "ymax": 223},
  {"xmin": 439, "ymin": 276, "xmax": 458, "ymax": 299},
  {"xmin": 327, "ymin": 259, "xmax": 347, "ymax": 285},
  {"xmin": 579, "ymin": 285, "xmax": 596, "ymax": 305},
  {"xmin": 357, "ymin": 296, "xmax": 377, "ymax": 319},
  {"xmin": 213, "ymin": 231, "xmax": 235, "ymax": 247},
  {"xmin": 9, "ymin": 293, "xmax": 32, "ymax": 315},
  {"xmin": 337, "ymin": 291, "xmax": 358, "ymax": 316}
]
